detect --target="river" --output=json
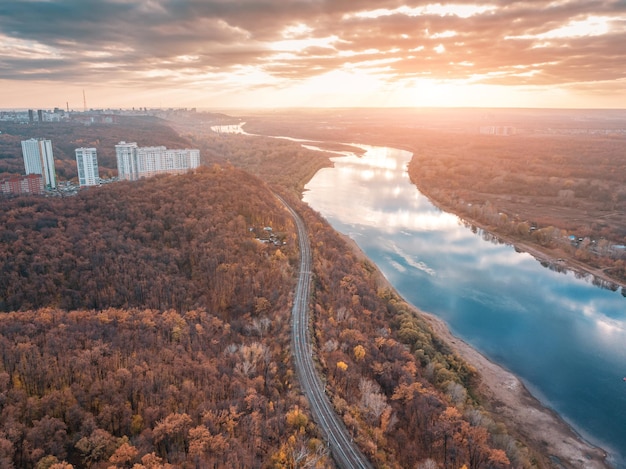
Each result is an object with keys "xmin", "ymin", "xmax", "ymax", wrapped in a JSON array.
[
  {"xmin": 301, "ymin": 144, "xmax": 626, "ymax": 469},
  {"xmin": 211, "ymin": 124, "xmax": 626, "ymax": 467}
]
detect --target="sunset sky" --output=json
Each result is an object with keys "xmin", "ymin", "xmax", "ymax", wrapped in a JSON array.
[{"xmin": 0, "ymin": 1, "xmax": 625, "ymax": 109}]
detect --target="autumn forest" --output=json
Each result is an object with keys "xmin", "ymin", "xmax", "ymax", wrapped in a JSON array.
[{"xmin": 0, "ymin": 114, "xmax": 580, "ymax": 469}]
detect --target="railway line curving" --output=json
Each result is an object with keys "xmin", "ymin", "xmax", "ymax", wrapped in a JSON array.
[{"xmin": 277, "ymin": 194, "xmax": 374, "ymax": 469}]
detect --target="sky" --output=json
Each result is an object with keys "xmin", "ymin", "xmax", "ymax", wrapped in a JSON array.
[{"xmin": 0, "ymin": 0, "xmax": 625, "ymax": 109}]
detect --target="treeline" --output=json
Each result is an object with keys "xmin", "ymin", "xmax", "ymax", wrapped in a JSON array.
[
  {"xmin": 0, "ymin": 117, "xmax": 191, "ymax": 180},
  {"xmin": 0, "ymin": 166, "xmax": 295, "ymax": 316},
  {"xmin": 277, "ymin": 194, "xmax": 531, "ymax": 469}
]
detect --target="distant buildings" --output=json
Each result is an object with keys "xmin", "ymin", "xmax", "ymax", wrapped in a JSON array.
[
  {"xmin": 0, "ymin": 174, "xmax": 44, "ymax": 196},
  {"xmin": 115, "ymin": 141, "xmax": 200, "ymax": 181},
  {"xmin": 3, "ymin": 130, "xmax": 200, "ymax": 198},
  {"xmin": 479, "ymin": 126, "xmax": 516, "ymax": 136},
  {"xmin": 75, "ymin": 147, "xmax": 100, "ymax": 187},
  {"xmin": 70, "ymin": 114, "xmax": 117, "ymax": 125},
  {"xmin": 21, "ymin": 138, "xmax": 57, "ymax": 189}
]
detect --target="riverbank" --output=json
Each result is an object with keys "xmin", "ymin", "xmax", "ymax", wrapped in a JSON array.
[
  {"xmin": 427, "ymin": 193, "xmax": 626, "ymax": 292},
  {"xmin": 339, "ymin": 233, "xmax": 613, "ymax": 469},
  {"xmin": 502, "ymin": 234, "xmax": 625, "ymax": 291}
]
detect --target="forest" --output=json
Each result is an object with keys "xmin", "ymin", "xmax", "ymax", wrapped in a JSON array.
[
  {"xmin": 0, "ymin": 166, "xmax": 332, "ymax": 468},
  {"xmin": 0, "ymin": 306, "xmax": 326, "ymax": 468},
  {"xmin": 0, "ymin": 167, "xmax": 295, "ymax": 315}
]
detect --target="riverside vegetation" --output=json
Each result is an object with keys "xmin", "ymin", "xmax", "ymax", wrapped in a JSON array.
[
  {"xmin": 0, "ymin": 114, "xmax": 589, "ymax": 468},
  {"xmin": 405, "ymin": 131, "xmax": 626, "ymax": 287}
]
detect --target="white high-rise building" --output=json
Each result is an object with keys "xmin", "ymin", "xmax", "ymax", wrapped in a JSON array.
[
  {"xmin": 115, "ymin": 141, "xmax": 139, "ymax": 181},
  {"xmin": 137, "ymin": 146, "xmax": 166, "ymax": 178},
  {"xmin": 75, "ymin": 147, "xmax": 100, "ymax": 187},
  {"xmin": 115, "ymin": 142, "xmax": 200, "ymax": 180},
  {"xmin": 21, "ymin": 138, "xmax": 57, "ymax": 189},
  {"xmin": 167, "ymin": 148, "xmax": 200, "ymax": 170}
]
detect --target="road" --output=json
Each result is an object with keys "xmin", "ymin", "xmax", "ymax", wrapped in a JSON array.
[{"xmin": 277, "ymin": 194, "xmax": 374, "ymax": 469}]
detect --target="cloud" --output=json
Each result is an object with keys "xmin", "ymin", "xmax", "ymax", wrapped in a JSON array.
[{"xmin": 0, "ymin": 0, "xmax": 624, "ymax": 105}]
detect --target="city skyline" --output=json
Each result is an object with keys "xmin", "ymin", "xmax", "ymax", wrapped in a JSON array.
[{"xmin": 0, "ymin": 1, "xmax": 625, "ymax": 109}]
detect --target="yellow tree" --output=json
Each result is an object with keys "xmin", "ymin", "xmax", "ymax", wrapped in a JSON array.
[{"xmin": 353, "ymin": 345, "xmax": 366, "ymax": 361}]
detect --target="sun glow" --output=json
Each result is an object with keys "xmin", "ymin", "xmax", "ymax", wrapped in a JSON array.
[
  {"xmin": 392, "ymin": 78, "xmax": 552, "ymax": 108},
  {"xmin": 1, "ymin": 1, "xmax": 623, "ymax": 108}
]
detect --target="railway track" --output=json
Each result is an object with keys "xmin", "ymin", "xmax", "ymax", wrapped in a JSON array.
[{"xmin": 277, "ymin": 194, "xmax": 373, "ymax": 469}]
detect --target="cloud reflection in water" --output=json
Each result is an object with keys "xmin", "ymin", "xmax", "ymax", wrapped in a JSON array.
[{"xmin": 303, "ymin": 143, "xmax": 626, "ymax": 467}]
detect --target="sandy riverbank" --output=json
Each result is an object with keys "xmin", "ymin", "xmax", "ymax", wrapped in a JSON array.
[{"xmin": 340, "ymin": 233, "xmax": 613, "ymax": 469}]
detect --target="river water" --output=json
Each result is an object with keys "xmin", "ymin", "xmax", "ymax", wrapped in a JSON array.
[{"xmin": 301, "ymin": 144, "xmax": 626, "ymax": 468}]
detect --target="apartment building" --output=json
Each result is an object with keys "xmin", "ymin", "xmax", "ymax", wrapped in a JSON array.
[
  {"xmin": 21, "ymin": 138, "xmax": 57, "ymax": 189},
  {"xmin": 0, "ymin": 174, "xmax": 44, "ymax": 196},
  {"xmin": 75, "ymin": 147, "xmax": 100, "ymax": 187},
  {"xmin": 115, "ymin": 141, "xmax": 200, "ymax": 181}
]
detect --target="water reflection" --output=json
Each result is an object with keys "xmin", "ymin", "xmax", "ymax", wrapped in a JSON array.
[{"xmin": 303, "ymin": 145, "xmax": 626, "ymax": 468}]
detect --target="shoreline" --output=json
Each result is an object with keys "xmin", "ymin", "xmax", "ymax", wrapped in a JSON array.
[
  {"xmin": 421, "ymin": 309, "xmax": 612, "ymax": 469},
  {"xmin": 501, "ymin": 234, "xmax": 625, "ymax": 290},
  {"xmin": 339, "ymin": 232, "xmax": 613, "ymax": 469},
  {"xmin": 415, "ymin": 186, "xmax": 626, "ymax": 292}
]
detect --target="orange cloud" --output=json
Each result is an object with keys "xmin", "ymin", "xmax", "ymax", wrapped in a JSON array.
[{"xmin": 0, "ymin": 1, "xmax": 624, "ymax": 108}]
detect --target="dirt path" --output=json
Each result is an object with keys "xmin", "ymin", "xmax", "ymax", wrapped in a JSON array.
[{"xmin": 340, "ymin": 234, "xmax": 613, "ymax": 469}]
